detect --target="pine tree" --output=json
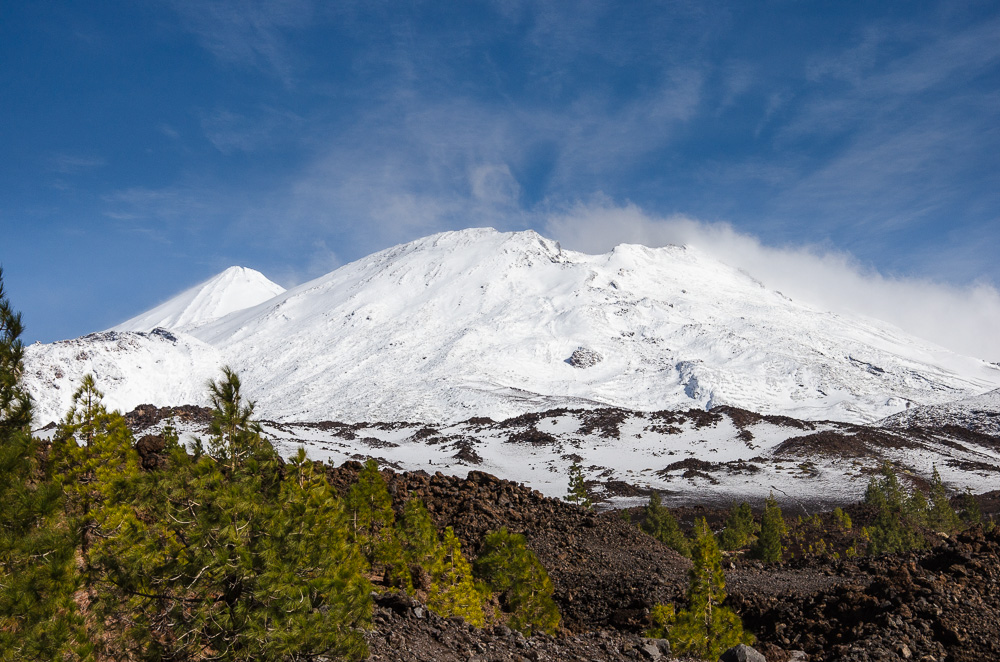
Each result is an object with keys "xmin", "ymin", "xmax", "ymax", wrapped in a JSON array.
[
  {"xmin": 833, "ymin": 507, "xmax": 852, "ymax": 530},
  {"xmin": 428, "ymin": 527, "xmax": 486, "ymax": 627},
  {"xmin": 749, "ymin": 494, "xmax": 785, "ymax": 562},
  {"xmin": 95, "ymin": 370, "xmax": 373, "ymax": 660},
  {"xmin": 717, "ymin": 501, "xmax": 757, "ymax": 551},
  {"xmin": 906, "ymin": 489, "xmax": 929, "ymax": 528},
  {"xmin": 346, "ymin": 458, "xmax": 397, "ymax": 564},
  {"xmin": 474, "ymin": 528, "xmax": 560, "ymax": 636},
  {"xmin": 253, "ymin": 450, "xmax": 373, "ymax": 660},
  {"xmin": 667, "ymin": 518, "xmax": 753, "ymax": 659},
  {"xmin": 0, "ymin": 268, "xmax": 87, "ymax": 660},
  {"xmin": 565, "ymin": 461, "xmax": 591, "ymax": 509},
  {"xmin": 959, "ymin": 488, "xmax": 982, "ymax": 526},
  {"xmin": 641, "ymin": 491, "xmax": 690, "ymax": 558},
  {"xmin": 927, "ymin": 466, "xmax": 960, "ymax": 534},
  {"xmin": 646, "ymin": 603, "xmax": 676, "ymax": 639},
  {"xmin": 398, "ymin": 497, "xmax": 440, "ymax": 566},
  {"xmin": 206, "ymin": 365, "xmax": 268, "ymax": 473},
  {"xmin": 864, "ymin": 463, "xmax": 925, "ymax": 554},
  {"xmin": 52, "ymin": 379, "xmax": 142, "ymax": 563},
  {"xmin": 394, "ymin": 497, "xmax": 441, "ymax": 592}
]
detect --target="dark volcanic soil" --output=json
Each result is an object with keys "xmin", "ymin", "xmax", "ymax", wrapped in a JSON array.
[
  {"xmin": 322, "ymin": 462, "xmax": 1000, "ymax": 662},
  {"xmin": 733, "ymin": 526, "xmax": 1000, "ymax": 662},
  {"xmin": 366, "ymin": 592, "xmax": 691, "ymax": 662},
  {"xmin": 326, "ymin": 464, "xmax": 691, "ymax": 632}
]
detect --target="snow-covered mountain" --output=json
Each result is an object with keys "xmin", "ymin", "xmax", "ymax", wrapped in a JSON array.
[
  {"xmin": 23, "ymin": 228, "xmax": 1000, "ymax": 426},
  {"xmin": 111, "ymin": 266, "xmax": 285, "ymax": 334}
]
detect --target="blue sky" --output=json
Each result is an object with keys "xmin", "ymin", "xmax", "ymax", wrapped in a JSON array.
[{"xmin": 2, "ymin": 1, "xmax": 999, "ymax": 357}]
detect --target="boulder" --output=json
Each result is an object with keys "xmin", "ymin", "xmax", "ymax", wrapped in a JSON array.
[
  {"xmin": 719, "ymin": 644, "xmax": 766, "ymax": 662},
  {"xmin": 639, "ymin": 638, "xmax": 671, "ymax": 659},
  {"xmin": 567, "ymin": 347, "xmax": 603, "ymax": 368}
]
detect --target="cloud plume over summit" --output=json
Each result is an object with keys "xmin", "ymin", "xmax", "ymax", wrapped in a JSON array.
[{"xmin": 546, "ymin": 202, "xmax": 1000, "ymax": 363}]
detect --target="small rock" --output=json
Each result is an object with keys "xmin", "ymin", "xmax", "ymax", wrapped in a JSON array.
[
  {"xmin": 639, "ymin": 638, "xmax": 671, "ymax": 659},
  {"xmin": 719, "ymin": 644, "xmax": 767, "ymax": 662}
]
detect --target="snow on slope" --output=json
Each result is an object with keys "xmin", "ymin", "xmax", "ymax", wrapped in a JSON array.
[
  {"xmin": 880, "ymin": 388, "xmax": 1000, "ymax": 436},
  {"xmin": 132, "ymin": 407, "xmax": 1000, "ymax": 507},
  {"xmin": 24, "ymin": 329, "xmax": 221, "ymax": 426},
  {"xmin": 111, "ymin": 266, "xmax": 285, "ymax": 333},
  {"xmin": 23, "ymin": 228, "xmax": 1000, "ymax": 426}
]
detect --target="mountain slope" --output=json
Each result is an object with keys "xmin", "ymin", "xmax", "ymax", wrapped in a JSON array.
[
  {"xmin": 111, "ymin": 266, "xmax": 285, "ymax": 334},
  {"xmin": 23, "ymin": 228, "xmax": 1000, "ymax": 425},
  {"xmin": 25, "ymin": 329, "xmax": 222, "ymax": 425},
  {"xmin": 880, "ymin": 387, "xmax": 1000, "ymax": 435}
]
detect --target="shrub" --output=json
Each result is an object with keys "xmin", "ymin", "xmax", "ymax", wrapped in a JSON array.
[
  {"xmin": 717, "ymin": 501, "xmax": 756, "ymax": 551},
  {"xmin": 641, "ymin": 491, "xmax": 690, "ymax": 558},
  {"xmin": 474, "ymin": 528, "xmax": 560, "ymax": 635},
  {"xmin": 428, "ymin": 527, "xmax": 486, "ymax": 627},
  {"xmin": 749, "ymin": 494, "xmax": 785, "ymax": 562}
]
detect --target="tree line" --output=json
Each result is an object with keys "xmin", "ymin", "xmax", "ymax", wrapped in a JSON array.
[{"xmin": 0, "ymin": 270, "xmax": 559, "ymax": 661}]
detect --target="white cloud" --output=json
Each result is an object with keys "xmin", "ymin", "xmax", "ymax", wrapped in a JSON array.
[
  {"xmin": 544, "ymin": 200, "xmax": 1000, "ymax": 362},
  {"xmin": 470, "ymin": 163, "xmax": 521, "ymax": 206}
]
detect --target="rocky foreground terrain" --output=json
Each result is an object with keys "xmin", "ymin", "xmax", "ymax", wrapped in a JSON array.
[
  {"xmin": 126, "ymin": 405, "xmax": 1000, "ymax": 661},
  {"xmin": 330, "ymin": 465, "xmax": 1000, "ymax": 662}
]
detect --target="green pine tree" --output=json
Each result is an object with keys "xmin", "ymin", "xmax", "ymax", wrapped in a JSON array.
[
  {"xmin": 52, "ymin": 382, "xmax": 148, "ymax": 658},
  {"xmin": 717, "ymin": 501, "xmax": 757, "ymax": 551},
  {"xmin": 94, "ymin": 370, "xmax": 373, "ymax": 660},
  {"xmin": 398, "ymin": 497, "xmax": 440, "ymax": 566},
  {"xmin": 864, "ymin": 463, "xmax": 925, "ymax": 554},
  {"xmin": 646, "ymin": 603, "xmax": 676, "ymax": 639},
  {"xmin": 254, "ymin": 450, "xmax": 373, "ymax": 660},
  {"xmin": 0, "ymin": 268, "xmax": 88, "ymax": 661},
  {"xmin": 346, "ymin": 458, "xmax": 397, "ymax": 564},
  {"xmin": 641, "ymin": 491, "xmax": 690, "ymax": 558},
  {"xmin": 52, "ymin": 378, "xmax": 142, "ymax": 563},
  {"xmin": 206, "ymin": 365, "xmax": 268, "ymax": 473},
  {"xmin": 428, "ymin": 527, "xmax": 486, "ymax": 627},
  {"xmin": 906, "ymin": 489, "xmax": 929, "ymax": 528},
  {"xmin": 927, "ymin": 466, "xmax": 960, "ymax": 534},
  {"xmin": 833, "ymin": 507, "xmax": 852, "ymax": 530},
  {"xmin": 474, "ymin": 528, "xmax": 560, "ymax": 636},
  {"xmin": 959, "ymin": 488, "xmax": 982, "ymax": 526},
  {"xmin": 667, "ymin": 518, "xmax": 753, "ymax": 659},
  {"xmin": 393, "ymin": 497, "xmax": 442, "ymax": 592},
  {"xmin": 749, "ymin": 494, "xmax": 785, "ymax": 562},
  {"xmin": 565, "ymin": 461, "xmax": 591, "ymax": 509}
]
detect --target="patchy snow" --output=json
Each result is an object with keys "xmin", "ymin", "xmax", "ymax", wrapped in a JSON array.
[
  {"xmin": 128, "ymin": 406, "xmax": 1000, "ymax": 510},
  {"xmin": 880, "ymin": 388, "xmax": 1000, "ymax": 436},
  {"xmin": 24, "ymin": 228, "xmax": 1000, "ymax": 428}
]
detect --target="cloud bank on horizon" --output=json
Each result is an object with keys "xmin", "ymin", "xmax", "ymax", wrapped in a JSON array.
[
  {"xmin": 2, "ymin": 1, "xmax": 998, "ymax": 362},
  {"xmin": 545, "ymin": 202, "xmax": 1000, "ymax": 362}
]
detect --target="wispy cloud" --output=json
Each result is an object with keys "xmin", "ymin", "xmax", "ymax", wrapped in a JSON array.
[
  {"xmin": 47, "ymin": 153, "xmax": 106, "ymax": 174},
  {"xmin": 170, "ymin": 0, "xmax": 314, "ymax": 83},
  {"xmin": 200, "ymin": 106, "xmax": 305, "ymax": 154},
  {"xmin": 105, "ymin": 1, "xmax": 1000, "ymax": 358}
]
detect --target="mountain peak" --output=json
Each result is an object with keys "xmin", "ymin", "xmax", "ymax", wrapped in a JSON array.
[
  {"xmin": 26, "ymin": 229, "xmax": 1000, "ymax": 426},
  {"xmin": 111, "ymin": 266, "xmax": 285, "ymax": 334}
]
